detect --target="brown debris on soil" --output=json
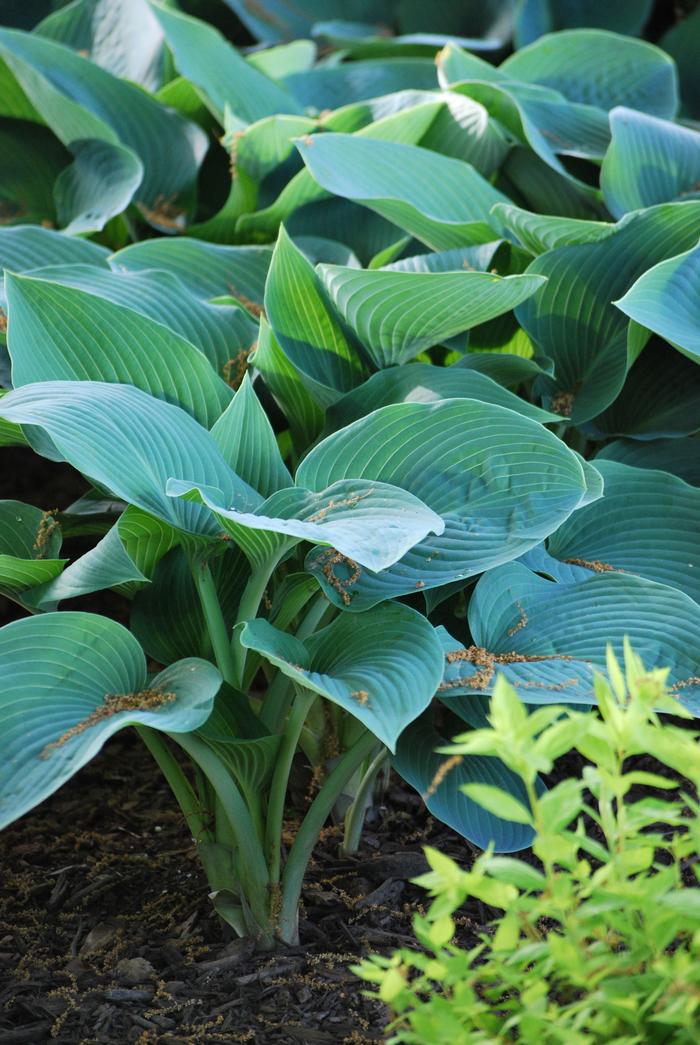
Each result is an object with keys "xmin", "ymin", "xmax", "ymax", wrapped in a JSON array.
[
  {"xmin": 550, "ymin": 391, "xmax": 575, "ymax": 417},
  {"xmin": 226, "ymin": 283, "xmax": 265, "ymax": 319},
  {"xmin": 0, "ymin": 733, "xmax": 492, "ymax": 1044},
  {"xmin": 222, "ymin": 348, "xmax": 253, "ymax": 390}
]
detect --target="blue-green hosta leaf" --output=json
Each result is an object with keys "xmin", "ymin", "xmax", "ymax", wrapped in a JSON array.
[
  {"xmin": 298, "ymin": 399, "xmax": 599, "ymax": 610},
  {"xmin": 0, "ymin": 119, "xmax": 67, "ymax": 228},
  {"xmin": 446, "ymin": 77, "xmax": 610, "ymax": 188},
  {"xmin": 601, "ymin": 108, "xmax": 700, "ymax": 219},
  {"xmin": 250, "ymin": 316, "xmax": 323, "ymax": 450},
  {"xmin": 149, "ymin": 2, "xmax": 302, "ymax": 125},
  {"xmin": 0, "ymin": 612, "xmax": 220, "ymax": 829},
  {"xmin": 296, "ymin": 133, "xmax": 508, "ymax": 250},
  {"xmin": 264, "ymin": 226, "xmax": 366, "ymax": 406},
  {"xmin": 500, "ymin": 29, "xmax": 678, "ymax": 118},
  {"xmin": 0, "ymin": 381, "xmax": 257, "ymax": 537},
  {"xmin": 0, "ymin": 225, "xmax": 109, "ymax": 283},
  {"xmin": 441, "ymin": 562, "xmax": 700, "ymax": 711},
  {"xmin": 492, "ymin": 203, "xmax": 616, "ymax": 254},
  {"xmin": 515, "ymin": 202, "xmax": 700, "ymax": 424},
  {"xmin": 394, "ymin": 708, "xmax": 536, "ymax": 852},
  {"xmin": 219, "ymin": 0, "xmax": 393, "ymax": 46},
  {"xmin": 585, "ymin": 337, "xmax": 700, "ymax": 441},
  {"xmin": 168, "ymin": 477, "xmax": 444, "ymax": 573},
  {"xmin": 515, "ymin": 0, "xmax": 654, "ymax": 46},
  {"xmin": 240, "ymin": 603, "xmax": 443, "ymax": 751},
  {"xmin": 35, "ymin": 0, "xmax": 166, "ymax": 92},
  {"xmin": 284, "ymin": 60, "xmax": 439, "ymax": 111},
  {"xmin": 211, "ymin": 374, "xmax": 291, "ymax": 497},
  {"xmin": 54, "ymin": 138, "xmax": 143, "ymax": 234},
  {"xmin": 6, "ymin": 272, "xmax": 232, "ymax": 427},
  {"xmin": 131, "ymin": 544, "xmax": 249, "ymax": 666},
  {"xmin": 615, "ymin": 244, "xmax": 700, "ymax": 364},
  {"xmin": 246, "ymin": 39, "xmax": 316, "ymax": 79},
  {"xmin": 383, "ymin": 242, "xmax": 502, "ymax": 274},
  {"xmin": 20, "ymin": 263, "xmax": 257, "ymax": 377},
  {"xmin": 316, "ymin": 265, "xmax": 546, "ymax": 369},
  {"xmin": 323, "ymin": 363, "xmax": 559, "ymax": 432},
  {"xmin": 661, "ymin": 6, "xmax": 700, "ymax": 120},
  {"xmin": 0, "ymin": 500, "xmax": 64, "ymax": 605},
  {"xmin": 110, "ymin": 237, "xmax": 271, "ymax": 306},
  {"xmin": 597, "ymin": 439, "xmax": 700, "ymax": 488},
  {"xmin": 0, "ymin": 28, "xmax": 207, "ymax": 225},
  {"xmin": 532, "ymin": 461, "xmax": 700, "ymax": 603}
]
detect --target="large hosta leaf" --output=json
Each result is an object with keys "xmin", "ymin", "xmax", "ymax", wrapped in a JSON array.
[
  {"xmin": 53, "ymin": 138, "xmax": 143, "ymax": 234},
  {"xmin": 394, "ymin": 705, "xmax": 537, "ymax": 852},
  {"xmin": 297, "ymin": 399, "xmax": 599, "ymax": 610},
  {"xmin": 6, "ymin": 272, "xmax": 232, "ymax": 427},
  {"xmin": 0, "ymin": 499, "xmax": 65, "ymax": 605},
  {"xmin": 0, "ymin": 225, "xmax": 109, "ymax": 279},
  {"xmin": 597, "ymin": 439, "xmax": 700, "ymax": 488},
  {"xmin": 615, "ymin": 244, "xmax": 700, "ymax": 364},
  {"xmin": 250, "ymin": 316, "xmax": 324, "ymax": 449},
  {"xmin": 316, "ymin": 265, "xmax": 546, "ymax": 368},
  {"xmin": 500, "ymin": 29, "xmax": 677, "ymax": 117},
  {"xmin": 515, "ymin": 202, "xmax": 700, "ymax": 424},
  {"xmin": 264, "ymin": 227, "xmax": 366, "ymax": 406},
  {"xmin": 240, "ymin": 603, "xmax": 443, "ymax": 751},
  {"xmin": 515, "ymin": 0, "xmax": 653, "ymax": 46},
  {"xmin": 284, "ymin": 60, "xmax": 439, "ymax": 111},
  {"xmin": 530, "ymin": 461, "xmax": 700, "ymax": 603},
  {"xmin": 211, "ymin": 374, "xmax": 291, "ymax": 497},
  {"xmin": 149, "ymin": 2, "xmax": 301, "ymax": 124},
  {"xmin": 0, "ymin": 381, "xmax": 256, "ymax": 537},
  {"xmin": 323, "ymin": 363, "xmax": 559, "ymax": 431},
  {"xmin": 441, "ymin": 562, "xmax": 700, "ymax": 711},
  {"xmin": 0, "ymin": 612, "xmax": 220, "ymax": 829},
  {"xmin": 492, "ymin": 203, "xmax": 616, "ymax": 254},
  {"xmin": 601, "ymin": 108, "xmax": 700, "ymax": 218},
  {"xmin": 111, "ymin": 238, "xmax": 271, "ymax": 306},
  {"xmin": 296, "ymin": 133, "xmax": 508, "ymax": 249},
  {"xmin": 18, "ymin": 263, "xmax": 257, "ymax": 376},
  {"xmin": 169, "ymin": 476, "xmax": 443, "ymax": 573},
  {"xmin": 0, "ymin": 27, "xmax": 207, "ymax": 224},
  {"xmin": 36, "ymin": 0, "xmax": 166, "ymax": 91}
]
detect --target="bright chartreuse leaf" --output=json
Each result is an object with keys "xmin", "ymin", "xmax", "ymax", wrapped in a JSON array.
[
  {"xmin": 295, "ymin": 133, "xmax": 508, "ymax": 249},
  {"xmin": 19, "ymin": 263, "xmax": 258, "ymax": 376},
  {"xmin": 297, "ymin": 399, "xmax": 600, "ymax": 610},
  {"xmin": 596, "ymin": 439, "xmax": 700, "ymax": 488},
  {"xmin": 240, "ymin": 603, "xmax": 444, "ymax": 751},
  {"xmin": 264, "ymin": 226, "xmax": 366, "ymax": 405},
  {"xmin": 323, "ymin": 363, "xmax": 559, "ymax": 431},
  {"xmin": 110, "ymin": 237, "xmax": 271, "ymax": 306},
  {"xmin": 5, "ymin": 271, "xmax": 232, "ymax": 427},
  {"xmin": 500, "ymin": 29, "xmax": 678, "ymax": 117},
  {"xmin": 149, "ymin": 2, "xmax": 302, "ymax": 125},
  {"xmin": 53, "ymin": 138, "xmax": 143, "ymax": 234},
  {"xmin": 0, "ymin": 27, "xmax": 208, "ymax": 225},
  {"xmin": 0, "ymin": 611, "xmax": 220, "ymax": 829},
  {"xmin": 0, "ymin": 499, "xmax": 65, "ymax": 606},
  {"xmin": 515, "ymin": 202, "xmax": 700, "ymax": 424},
  {"xmin": 440, "ymin": 562, "xmax": 700, "ymax": 711},
  {"xmin": 167, "ymin": 476, "xmax": 444, "ymax": 572},
  {"xmin": 316, "ymin": 265, "xmax": 546, "ymax": 368},
  {"xmin": 615, "ymin": 244, "xmax": 700, "ymax": 363},
  {"xmin": 601, "ymin": 108, "xmax": 700, "ymax": 218},
  {"xmin": 532, "ymin": 460, "xmax": 700, "ymax": 604},
  {"xmin": 0, "ymin": 381, "xmax": 257, "ymax": 537}
]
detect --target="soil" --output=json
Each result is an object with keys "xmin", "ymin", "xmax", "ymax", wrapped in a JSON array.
[{"xmin": 0, "ymin": 733, "xmax": 492, "ymax": 1045}]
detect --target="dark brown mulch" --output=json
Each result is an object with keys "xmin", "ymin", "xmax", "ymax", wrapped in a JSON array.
[{"xmin": 0, "ymin": 732, "xmax": 489, "ymax": 1045}]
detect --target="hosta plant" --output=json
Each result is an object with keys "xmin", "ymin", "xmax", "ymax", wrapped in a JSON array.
[
  {"xmin": 356, "ymin": 646, "xmax": 700, "ymax": 1044},
  {"xmin": 0, "ymin": 1, "xmax": 700, "ymax": 948}
]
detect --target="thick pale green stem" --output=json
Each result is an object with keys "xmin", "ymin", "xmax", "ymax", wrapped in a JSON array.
[
  {"xmin": 171, "ymin": 731, "xmax": 274, "ymax": 947},
  {"xmin": 342, "ymin": 746, "xmax": 387, "ymax": 855},
  {"xmin": 231, "ymin": 557, "xmax": 280, "ymax": 687},
  {"xmin": 192, "ymin": 559, "xmax": 237, "ymax": 686},
  {"xmin": 279, "ymin": 730, "xmax": 377, "ymax": 944},
  {"xmin": 265, "ymin": 688, "xmax": 317, "ymax": 885},
  {"xmin": 136, "ymin": 726, "xmax": 212, "ymax": 845}
]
